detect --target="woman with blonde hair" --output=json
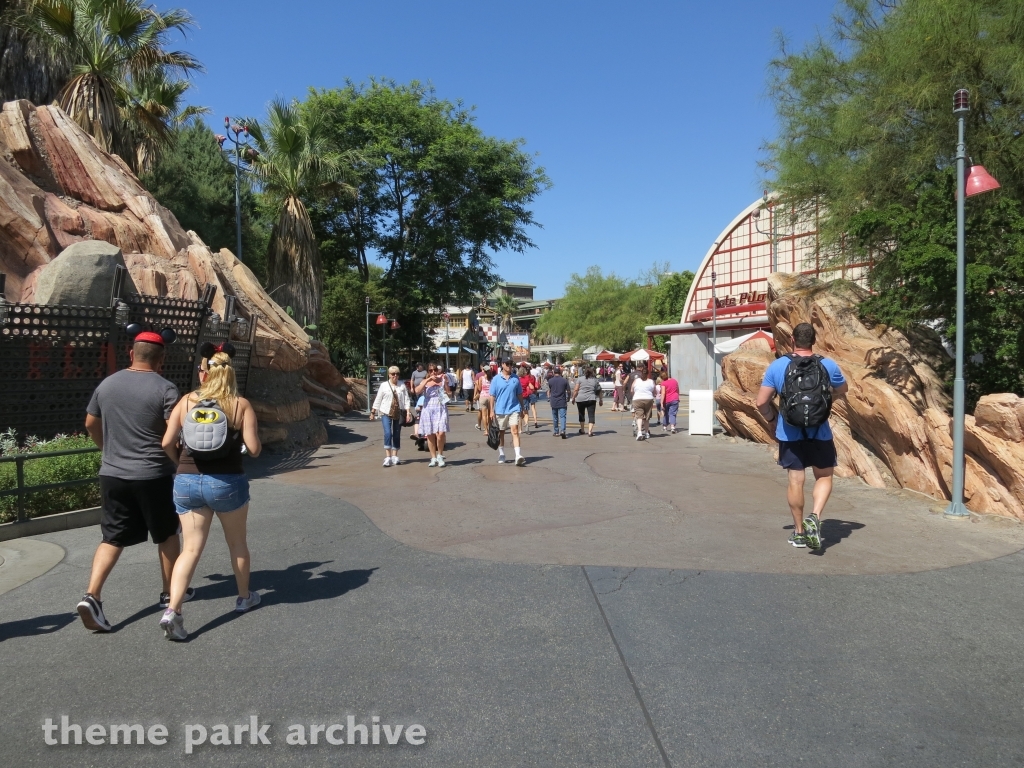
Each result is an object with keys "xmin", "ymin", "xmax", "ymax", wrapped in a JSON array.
[
  {"xmin": 371, "ymin": 365, "xmax": 411, "ymax": 466},
  {"xmin": 158, "ymin": 347, "xmax": 261, "ymax": 641}
]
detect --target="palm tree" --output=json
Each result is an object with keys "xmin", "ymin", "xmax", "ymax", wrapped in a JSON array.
[
  {"xmin": 122, "ymin": 68, "xmax": 207, "ymax": 174},
  {"xmin": 17, "ymin": 0, "xmax": 202, "ymax": 158},
  {"xmin": 493, "ymin": 292, "xmax": 520, "ymax": 336},
  {"xmin": 246, "ymin": 99, "xmax": 354, "ymax": 327}
]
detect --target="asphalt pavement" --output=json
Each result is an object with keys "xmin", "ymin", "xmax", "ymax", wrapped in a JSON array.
[{"xmin": 1, "ymin": 402, "xmax": 1023, "ymax": 767}]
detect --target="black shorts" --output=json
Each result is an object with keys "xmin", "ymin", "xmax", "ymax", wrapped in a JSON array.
[
  {"xmin": 99, "ymin": 475, "xmax": 179, "ymax": 547},
  {"xmin": 778, "ymin": 439, "xmax": 838, "ymax": 471}
]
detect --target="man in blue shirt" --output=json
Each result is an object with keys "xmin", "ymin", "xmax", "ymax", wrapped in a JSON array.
[
  {"xmin": 546, "ymin": 367, "xmax": 569, "ymax": 438},
  {"xmin": 490, "ymin": 359, "xmax": 526, "ymax": 465},
  {"xmin": 756, "ymin": 322, "xmax": 848, "ymax": 550}
]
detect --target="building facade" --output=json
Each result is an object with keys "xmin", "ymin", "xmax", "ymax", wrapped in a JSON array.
[{"xmin": 645, "ymin": 194, "xmax": 871, "ymax": 392}]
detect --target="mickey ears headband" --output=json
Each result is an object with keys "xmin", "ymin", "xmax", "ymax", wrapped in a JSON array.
[
  {"xmin": 198, "ymin": 341, "xmax": 236, "ymax": 360},
  {"xmin": 126, "ymin": 323, "xmax": 177, "ymax": 346}
]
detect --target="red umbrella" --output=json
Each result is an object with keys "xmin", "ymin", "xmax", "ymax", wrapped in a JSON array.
[{"xmin": 595, "ymin": 350, "xmax": 619, "ymax": 361}]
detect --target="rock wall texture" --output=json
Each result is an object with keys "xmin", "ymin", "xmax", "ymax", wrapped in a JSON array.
[
  {"xmin": 0, "ymin": 100, "xmax": 354, "ymax": 446},
  {"xmin": 716, "ymin": 272, "xmax": 1024, "ymax": 520}
]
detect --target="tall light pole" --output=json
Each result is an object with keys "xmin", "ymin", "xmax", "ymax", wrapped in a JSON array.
[
  {"xmin": 946, "ymin": 89, "xmax": 1000, "ymax": 518},
  {"xmin": 443, "ymin": 311, "xmax": 451, "ymax": 373},
  {"xmin": 216, "ymin": 117, "xmax": 251, "ymax": 263},
  {"xmin": 753, "ymin": 190, "xmax": 779, "ymax": 273},
  {"xmin": 710, "ymin": 270, "xmax": 718, "ymax": 393},
  {"xmin": 364, "ymin": 298, "xmax": 390, "ymax": 413}
]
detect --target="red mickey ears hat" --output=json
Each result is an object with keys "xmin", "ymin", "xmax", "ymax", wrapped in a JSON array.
[{"xmin": 133, "ymin": 331, "xmax": 166, "ymax": 346}]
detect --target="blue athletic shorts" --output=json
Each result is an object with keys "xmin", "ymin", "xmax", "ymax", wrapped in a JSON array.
[
  {"xmin": 173, "ymin": 474, "xmax": 250, "ymax": 514},
  {"xmin": 777, "ymin": 439, "xmax": 838, "ymax": 471}
]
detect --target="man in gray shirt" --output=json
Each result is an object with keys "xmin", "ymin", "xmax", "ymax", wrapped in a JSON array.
[{"xmin": 76, "ymin": 332, "xmax": 189, "ymax": 632}]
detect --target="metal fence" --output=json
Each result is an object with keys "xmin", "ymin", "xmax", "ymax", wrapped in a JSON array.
[{"xmin": 0, "ymin": 446, "xmax": 100, "ymax": 523}]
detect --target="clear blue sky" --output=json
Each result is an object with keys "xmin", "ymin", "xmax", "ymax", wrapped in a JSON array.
[{"xmin": 175, "ymin": 0, "xmax": 836, "ymax": 299}]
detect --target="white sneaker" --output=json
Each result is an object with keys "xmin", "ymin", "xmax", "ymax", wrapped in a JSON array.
[
  {"xmin": 428, "ymin": 458, "xmax": 438, "ymax": 467},
  {"xmin": 515, "ymin": 455, "xmax": 526, "ymax": 467},
  {"xmin": 392, "ymin": 456, "xmax": 401, "ymax": 465},
  {"xmin": 437, "ymin": 455, "xmax": 446, "ymax": 467},
  {"xmin": 159, "ymin": 609, "xmax": 187, "ymax": 641},
  {"xmin": 235, "ymin": 591, "xmax": 261, "ymax": 613},
  {"xmin": 383, "ymin": 457, "xmax": 391, "ymax": 467}
]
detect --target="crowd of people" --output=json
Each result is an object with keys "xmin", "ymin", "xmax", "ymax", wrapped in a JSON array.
[
  {"xmin": 369, "ymin": 358, "xmax": 685, "ymax": 467},
  {"xmin": 369, "ymin": 322, "xmax": 848, "ymax": 553}
]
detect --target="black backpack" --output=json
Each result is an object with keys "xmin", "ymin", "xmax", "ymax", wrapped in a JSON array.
[{"xmin": 779, "ymin": 354, "xmax": 833, "ymax": 435}]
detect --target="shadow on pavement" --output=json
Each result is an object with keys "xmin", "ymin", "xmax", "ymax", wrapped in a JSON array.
[
  {"xmin": 0, "ymin": 612, "xmax": 77, "ymax": 642},
  {"xmin": 185, "ymin": 563, "xmax": 377, "ymax": 639},
  {"xmin": 811, "ymin": 519, "xmax": 866, "ymax": 556}
]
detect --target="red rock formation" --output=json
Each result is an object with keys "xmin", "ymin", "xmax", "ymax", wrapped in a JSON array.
[
  {"xmin": 716, "ymin": 272, "xmax": 1024, "ymax": 519},
  {"xmin": 0, "ymin": 100, "xmax": 353, "ymax": 444}
]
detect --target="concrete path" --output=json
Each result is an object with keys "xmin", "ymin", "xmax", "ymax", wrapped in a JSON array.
[{"xmin": 1, "ymin": 405, "xmax": 1023, "ymax": 767}]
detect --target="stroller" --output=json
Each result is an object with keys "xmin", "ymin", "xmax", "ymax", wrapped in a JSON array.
[{"xmin": 411, "ymin": 395, "xmax": 429, "ymax": 451}]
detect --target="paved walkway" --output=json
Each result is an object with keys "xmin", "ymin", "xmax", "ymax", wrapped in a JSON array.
[{"xmin": 2, "ymin": 405, "xmax": 1023, "ymax": 767}]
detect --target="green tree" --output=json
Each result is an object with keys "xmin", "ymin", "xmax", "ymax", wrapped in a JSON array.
[
  {"xmin": 535, "ymin": 267, "xmax": 653, "ymax": 352},
  {"xmin": 303, "ymin": 80, "xmax": 550, "ymax": 310},
  {"xmin": 492, "ymin": 293, "xmax": 520, "ymax": 335},
  {"xmin": 17, "ymin": 0, "xmax": 203, "ymax": 168},
  {"xmin": 648, "ymin": 270, "xmax": 694, "ymax": 352},
  {"xmin": 245, "ymin": 99, "xmax": 353, "ymax": 327},
  {"xmin": 140, "ymin": 121, "xmax": 270, "ymax": 282},
  {"xmin": 765, "ymin": 0, "xmax": 1024, "ymax": 403}
]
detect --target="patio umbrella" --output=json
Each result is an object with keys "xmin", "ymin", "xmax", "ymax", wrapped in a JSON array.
[
  {"xmin": 595, "ymin": 350, "xmax": 619, "ymax": 361},
  {"xmin": 629, "ymin": 349, "xmax": 650, "ymax": 362}
]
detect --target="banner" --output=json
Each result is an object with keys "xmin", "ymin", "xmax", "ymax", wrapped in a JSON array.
[{"xmin": 507, "ymin": 333, "xmax": 530, "ymax": 361}]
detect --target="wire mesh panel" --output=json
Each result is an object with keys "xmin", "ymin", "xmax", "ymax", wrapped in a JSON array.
[
  {"xmin": 0, "ymin": 303, "xmax": 116, "ymax": 438},
  {"xmin": 113, "ymin": 293, "xmax": 207, "ymax": 397},
  {"xmin": 192, "ymin": 315, "xmax": 256, "ymax": 396}
]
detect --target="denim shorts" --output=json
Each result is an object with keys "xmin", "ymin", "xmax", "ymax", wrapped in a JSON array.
[{"xmin": 173, "ymin": 474, "xmax": 250, "ymax": 514}]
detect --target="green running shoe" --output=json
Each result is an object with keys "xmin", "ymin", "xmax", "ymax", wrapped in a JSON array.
[
  {"xmin": 803, "ymin": 514, "xmax": 821, "ymax": 550},
  {"xmin": 788, "ymin": 531, "xmax": 807, "ymax": 548}
]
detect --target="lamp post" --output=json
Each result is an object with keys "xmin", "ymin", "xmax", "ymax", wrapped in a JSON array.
[
  {"xmin": 945, "ymin": 89, "xmax": 1000, "ymax": 518},
  {"xmin": 753, "ymin": 190, "xmax": 779, "ymax": 273},
  {"xmin": 216, "ymin": 117, "xmax": 251, "ymax": 263},
  {"xmin": 365, "ymin": 298, "xmax": 390, "ymax": 414},
  {"xmin": 711, "ymin": 270, "xmax": 719, "ymax": 431},
  {"xmin": 443, "ymin": 311, "xmax": 451, "ymax": 373}
]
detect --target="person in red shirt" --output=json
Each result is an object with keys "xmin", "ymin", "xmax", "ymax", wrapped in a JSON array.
[
  {"xmin": 518, "ymin": 366, "xmax": 537, "ymax": 433},
  {"xmin": 659, "ymin": 370, "xmax": 680, "ymax": 434}
]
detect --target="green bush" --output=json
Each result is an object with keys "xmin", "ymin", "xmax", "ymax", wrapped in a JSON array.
[{"xmin": 0, "ymin": 430, "xmax": 102, "ymax": 524}]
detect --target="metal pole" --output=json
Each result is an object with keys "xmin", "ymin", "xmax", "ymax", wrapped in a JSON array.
[
  {"xmin": 365, "ymin": 297, "xmax": 371, "ymax": 415},
  {"xmin": 445, "ymin": 313, "xmax": 450, "ymax": 373},
  {"xmin": 711, "ymin": 270, "xmax": 718, "ymax": 394},
  {"xmin": 382, "ymin": 319, "xmax": 387, "ymax": 368},
  {"xmin": 946, "ymin": 108, "xmax": 969, "ymax": 518},
  {"xmin": 771, "ymin": 199, "xmax": 778, "ymax": 273}
]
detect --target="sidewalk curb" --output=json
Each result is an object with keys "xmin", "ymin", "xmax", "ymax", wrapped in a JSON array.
[{"xmin": 0, "ymin": 507, "xmax": 101, "ymax": 542}]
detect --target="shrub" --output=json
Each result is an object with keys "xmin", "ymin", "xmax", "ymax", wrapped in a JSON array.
[{"xmin": 0, "ymin": 430, "xmax": 101, "ymax": 524}]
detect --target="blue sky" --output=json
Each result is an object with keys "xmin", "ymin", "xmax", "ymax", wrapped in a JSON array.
[{"xmin": 176, "ymin": 0, "xmax": 837, "ymax": 298}]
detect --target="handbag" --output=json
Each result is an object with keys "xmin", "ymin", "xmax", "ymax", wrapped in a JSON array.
[
  {"xmin": 387, "ymin": 384, "xmax": 400, "ymax": 419},
  {"xmin": 440, "ymin": 391, "xmax": 451, "ymax": 406},
  {"xmin": 486, "ymin": 419, "xmax": 501, "ymax": 450}
]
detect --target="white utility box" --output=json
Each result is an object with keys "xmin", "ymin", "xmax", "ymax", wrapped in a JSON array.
[{"xmin": 688, "ymin": 390, "xmax": 714, "ymax": 436}]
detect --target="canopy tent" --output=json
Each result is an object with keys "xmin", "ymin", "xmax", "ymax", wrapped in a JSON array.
[
  {"xmin": 712, "ymin": 330, "xmax": 775, "ymax": 355},
  {"xmin": 595, "ymin": 350, "xmax": 620, "ymax": 361},
  {"xmin": 621, "ymin": 349, "xmax": 665, "ymax": 362},
  {"xmin": 435, "ymin": 346, "xmax": 478, "ymax": 355}
]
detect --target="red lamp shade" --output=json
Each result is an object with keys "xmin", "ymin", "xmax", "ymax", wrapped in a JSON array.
[
  {"xmin": 966, "ymin": 164, "xmax": 1000, "ymax": 197},
  {"xmin": 375, "ymin": 313, "xmax": 388, "ymax": 325},
  {"xmin": 390, "ymin": 319, "xmax": 400, "ymax": 330}
]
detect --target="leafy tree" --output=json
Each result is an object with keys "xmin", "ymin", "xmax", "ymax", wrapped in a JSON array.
[
  {"xmin": 303, "ymin": 80, "xmax": 550, "ymax": 310},
  {"xmin": 492, "ymin": 293, "xmax": 520, "ymax": 335},
  {"xmin": 140, "ymin": 121, "xmax": 270, "ymax": 282},
  {"xmin": 535, "ymin": 267, "xmax": 654, "ymax": 352},
  {"xmin": 648, "ymin": 270, "xmax": 694, "ymax": 352},
  {"xmin": 16, "ymin": 0, "xmax": 203, "ymax": 169},
  {"xmin": 765, "ymin": 0, "xmax": 1024, "ymax": 403},
  {"xmin": 245, "ymin": 99, "xmax": 353, "ymax": 327}
]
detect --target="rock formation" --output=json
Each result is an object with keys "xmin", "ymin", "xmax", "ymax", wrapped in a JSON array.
[
  {"xmin": 716, "ymin": 272, "xmax": 1024, "ymax": 520},
  {"xmin": 0, "ymin": 99, "xmax": 357, "ymax": 446}
]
